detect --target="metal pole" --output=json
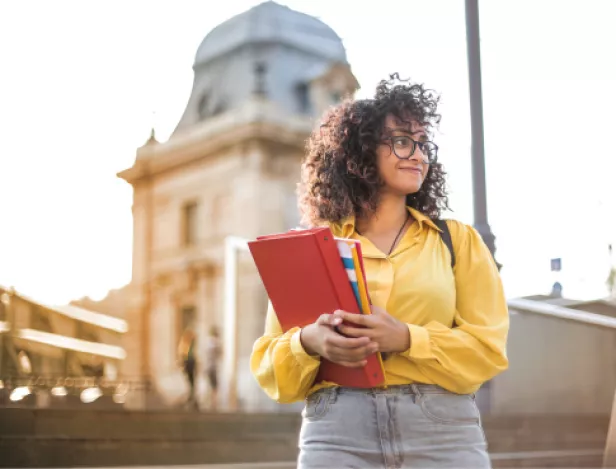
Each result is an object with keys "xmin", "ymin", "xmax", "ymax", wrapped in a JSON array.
[{"xmin": 465, "ymin": 0, "xmax": 501, "ymax": 269}]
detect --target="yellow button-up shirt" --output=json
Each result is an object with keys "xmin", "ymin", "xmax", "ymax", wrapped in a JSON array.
[{"xmin": 250, "ymin": 207, "xmax": 509, "ymax": 403}]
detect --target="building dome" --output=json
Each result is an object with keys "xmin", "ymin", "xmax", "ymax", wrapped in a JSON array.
[
  {"xmin": 171, "ymin": 1, "xmax": 357, "ymax": 136},
  {"xmin": 195, "ymin": 1, "xmax": 347, "ymax": 65}
]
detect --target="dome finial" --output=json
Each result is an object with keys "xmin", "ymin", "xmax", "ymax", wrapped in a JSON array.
[
  {"xmin": 144, "ymin": 110, "xmax": 159, "ymax": 146},
  {"xmin": 146, "ymin": 127, "xmax": 158, "ymax": 145}
]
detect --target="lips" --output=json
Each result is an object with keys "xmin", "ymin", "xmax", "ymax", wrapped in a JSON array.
[{"xmin": 399, "ymin": 167, "xmax": 422, "ymax": 174}]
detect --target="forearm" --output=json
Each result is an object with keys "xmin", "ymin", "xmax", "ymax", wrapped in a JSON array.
[
  {"xmin": 399, "ymin": 320, "xmax": 508, "ymax": 392},
  {"xmin": 250, "ymin": 327, "xmax": 321, "ymax": 403}
]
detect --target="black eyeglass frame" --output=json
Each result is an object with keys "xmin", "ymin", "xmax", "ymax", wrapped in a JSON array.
[{"xmin": 382, "ymin": 136, "xmax": 439, "ymax": 164}]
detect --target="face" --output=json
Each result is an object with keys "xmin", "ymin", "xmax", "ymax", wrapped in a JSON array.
[{"xmin": 376, "ymin": 114, "xmax": 431, "ymax": 197}]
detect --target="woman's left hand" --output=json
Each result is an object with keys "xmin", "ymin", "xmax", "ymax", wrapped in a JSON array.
[{"xmin": 333, "ymin": 306, "xmax": 411, "ymax": 354}]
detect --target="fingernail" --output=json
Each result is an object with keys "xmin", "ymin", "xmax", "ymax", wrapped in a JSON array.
[{"xmin": 333, "ymin": 317, "xmax": 342, "ymax": 325}]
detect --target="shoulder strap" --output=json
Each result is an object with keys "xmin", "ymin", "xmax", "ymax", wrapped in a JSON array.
[{"xmin": 434, "ymin": 219, "xmax": 455, "ymax": 269}]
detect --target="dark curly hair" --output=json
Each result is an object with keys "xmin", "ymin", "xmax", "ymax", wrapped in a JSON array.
[{"xmin": 299, "ymin": 73, "xmax": 450, "ymax": 227}]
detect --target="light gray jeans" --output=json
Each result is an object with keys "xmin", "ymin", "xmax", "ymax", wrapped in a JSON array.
[{"xmin": 298, "ymin": 384, "xmax": 490, "ymax": 469}]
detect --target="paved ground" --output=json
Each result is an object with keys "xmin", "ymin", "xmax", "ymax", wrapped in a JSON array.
[
  {"xmin": 6, "ymin": 449, "xmax": 603, "ymax": 469},
  {"xmin": 8, "ymin": 448, "xmax": 605, "ymax": 469},
  {"xmin": 7, "ymin": 465, "xmax": 294, "ymax": 469}
]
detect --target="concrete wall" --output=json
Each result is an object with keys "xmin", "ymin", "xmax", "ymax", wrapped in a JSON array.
[{"xmin": 490, "ymin": 310, "xmax": 616, "ymax": 415}]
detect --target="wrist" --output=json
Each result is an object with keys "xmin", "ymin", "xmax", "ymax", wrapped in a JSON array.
[
  {"xmin": 395, "ymin": 321, "xmax": 411, "ymax": 353},
  {"xmin": 300, "ymin": 324, "xmax": 319, "ymax": 356}
]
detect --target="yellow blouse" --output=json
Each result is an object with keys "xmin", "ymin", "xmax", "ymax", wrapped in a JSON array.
[{"xmin": 250, "ymin": 207, "xmax": 509, "ymax": 403}]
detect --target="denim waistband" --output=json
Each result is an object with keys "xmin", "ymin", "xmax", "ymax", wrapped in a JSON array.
[{"xmin": 314, "ymin": 384, "xmax": 462, "ymax": 397}]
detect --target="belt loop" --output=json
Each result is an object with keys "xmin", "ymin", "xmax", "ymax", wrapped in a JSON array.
[
  {"xmin": 411, "ymin": 384, "xmax": 421, "ymax": 398},
  {"xmin": 331, "ymin": 386, "xmax": 340, "ymax": 403}
]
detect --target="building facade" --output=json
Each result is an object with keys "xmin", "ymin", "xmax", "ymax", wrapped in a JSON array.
[
  {"xmin": 0, "ymin": 285, "xmax": 128, "ymax": 408},
  {"xmin": 117, "ymin": 1, "xmax": 359, "ymax": 410}
]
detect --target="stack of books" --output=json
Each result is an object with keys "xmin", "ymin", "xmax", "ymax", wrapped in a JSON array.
[{"xmin": 248, "ymin": 227, "xmax": 385, "ymax": 388}]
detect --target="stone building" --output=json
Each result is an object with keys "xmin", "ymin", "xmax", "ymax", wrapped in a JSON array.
[
  {"xmin": 116, "ymin": 1, "xmax": 359, "ymax": 410},
  {"xmin": 0, "ymin": 285, "xmax": 128, "ymax": 408}
]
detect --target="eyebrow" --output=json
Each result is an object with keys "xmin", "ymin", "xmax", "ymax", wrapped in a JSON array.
[{"xmin": 387, "ymin": 127, "xmax": 427, "ymax": 136}]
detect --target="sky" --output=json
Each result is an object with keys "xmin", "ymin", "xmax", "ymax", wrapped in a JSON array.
[{"xmin": 0, "ymin": 0, "xmax": 615, "ymax": 305}]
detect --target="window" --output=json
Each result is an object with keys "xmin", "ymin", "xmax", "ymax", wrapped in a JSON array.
[
  {"xmin": 296, "ymin": 83, "xmax": 311, "ymax": 113},
  {"xmin": 182, "ymin": 201, "xmax": 199, "ymax": 246}
]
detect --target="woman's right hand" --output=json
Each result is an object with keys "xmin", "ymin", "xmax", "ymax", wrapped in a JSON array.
[{"xmin": 300, "ymin": 314, "xmax": 378, "ymax": 367}]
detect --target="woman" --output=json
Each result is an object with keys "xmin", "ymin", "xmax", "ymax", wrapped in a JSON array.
[
  {"xmin": 250, "ymin": 74, "xmax": 509, "ymax": 468},
  {"xmin": 205, "ymin": 325, "xmax": 222, "ymax": 410},
  {"xmin": 177, "ymin": 328, "xmax": 198, "ymax": 409}
]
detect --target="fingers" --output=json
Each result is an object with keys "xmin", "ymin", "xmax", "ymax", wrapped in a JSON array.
[
  {"xmin": 326, "ymin": 331, "xmax": 371, "ymax": 349},
  {"xmin": 316, "ymin": 313, "xmax": 342, "ymax": 327},
  {"xmin": 322, "ymin": 328, "xmax": 378, "ymax": 365},
  {"xmin": 336, "ymin": 324, "xmax": 373, "ymax": 338},
  {"xmin": 328, "ymin": 343, "xmax": 378, "ymax": 366},
  {"xmin": 332, "ymin": 310, "xmax": 372, "ymax": 327}
]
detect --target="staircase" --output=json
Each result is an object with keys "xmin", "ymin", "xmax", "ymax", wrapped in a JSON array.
[{"xmin": 0, "ymin": 408, "xmax": 609, "ymax": 468}]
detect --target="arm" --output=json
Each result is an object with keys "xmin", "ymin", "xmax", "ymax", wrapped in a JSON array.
[
  {"xmin": 335, "ymin": 221, "xmax": 509, "ymax": 394},
  {"xmin": 402, "ymin": 221, "xmax": 509, "ymax": 393},
  {"xmin": 249, "ymin": 301, "xmax": 321, "ymax": 403}
]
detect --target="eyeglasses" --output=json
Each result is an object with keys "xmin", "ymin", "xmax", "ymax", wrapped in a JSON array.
[{"xmin": 382, "ymin": 136, "xmax": 439, "ymax": 164}]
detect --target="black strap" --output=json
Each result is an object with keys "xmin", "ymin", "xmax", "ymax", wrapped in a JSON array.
[{"xmin": 434, "ymin": 219, "xmax": 455, "ymax": 269}]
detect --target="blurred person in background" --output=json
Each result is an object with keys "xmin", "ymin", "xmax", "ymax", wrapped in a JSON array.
[
  {"xmin": 204, "ymin": 325, "xmax": 221, "ymax": 411},
  {"xmin": 251, "ymin": 74, "xmax": 509, "ymax": 468},
  {"xmin": 177, "ymin": 327, "xmax": 198, "ymax": 409}
]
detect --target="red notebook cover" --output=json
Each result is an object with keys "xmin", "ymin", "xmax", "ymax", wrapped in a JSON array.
[{"xmin": 248, "ymin": 227, "xmax": 384, "ymax": 388}]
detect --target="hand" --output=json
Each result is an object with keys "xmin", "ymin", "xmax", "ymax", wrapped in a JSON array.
[
  {"xmin": 300, "ymin": 314, "xmax": 379, "ymax": 368},
  {"xmin": 333, "ymin": 306, "xmax": 410, "ymax": 354}
]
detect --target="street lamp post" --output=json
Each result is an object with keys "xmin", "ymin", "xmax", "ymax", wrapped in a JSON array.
[{"xmin": 464, "ymin": 0, "xmax": 501, "ymax": 270}]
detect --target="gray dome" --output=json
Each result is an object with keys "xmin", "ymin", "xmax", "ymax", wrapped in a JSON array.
[{"xmin": 195, "ymin": 1, "xmax": 347, "ymax": 65}]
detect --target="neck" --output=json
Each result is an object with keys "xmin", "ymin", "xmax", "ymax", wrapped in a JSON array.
[{"xmin": 356, "ymin": 193, "xmax": 409, "ymax": 236}]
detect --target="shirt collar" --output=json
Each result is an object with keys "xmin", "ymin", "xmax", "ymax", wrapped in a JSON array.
[{"xmin": 332, "ymin": 206, "xmax": 442, "ymax": 238}]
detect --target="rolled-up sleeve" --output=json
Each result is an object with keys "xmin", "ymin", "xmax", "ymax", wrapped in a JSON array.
[
  {"xmin": 401, "ymin": 221, "xmax": 509, "ymax": 394},
  {"xmin": 250, "ymin": 301, "xmax": 321, "ymax": 403}
]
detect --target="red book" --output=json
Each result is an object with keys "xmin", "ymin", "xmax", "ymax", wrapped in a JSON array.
[{"xmin": 248, "ymin": 227, "xmax": 384, "ymax": 388}]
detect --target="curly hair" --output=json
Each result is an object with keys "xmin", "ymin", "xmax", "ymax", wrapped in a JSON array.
[{"xmin": 299, "ymin": 73, "xmax": 450, "ymax": 227}]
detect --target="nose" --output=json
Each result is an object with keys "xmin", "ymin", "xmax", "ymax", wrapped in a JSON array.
[{"xmin": 410, "ymin": 145, "xmax": 426, "ymax": 164}]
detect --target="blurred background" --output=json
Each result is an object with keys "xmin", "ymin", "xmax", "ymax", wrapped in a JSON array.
[{"xmin": 0, "ymin": 0, "xmax": 615, "ymax": 467}]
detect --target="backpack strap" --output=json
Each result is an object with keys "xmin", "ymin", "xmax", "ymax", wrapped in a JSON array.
[{"xmin": 434, "ymin": 219, "xmax": 456, "ymax": 269}]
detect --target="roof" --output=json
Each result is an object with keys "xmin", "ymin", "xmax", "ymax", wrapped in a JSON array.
[
  {"xmin": 0, "ymin": 285, "xmax": 128, "ymax": 334},
  {"xmin": 195, "ymin": 1, "xmax": 347, "ymax": 65}
]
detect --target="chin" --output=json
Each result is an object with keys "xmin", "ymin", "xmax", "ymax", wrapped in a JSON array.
[{"xmin": 397, "ymin": 184, "xmax": 422, "ymax": 195}]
